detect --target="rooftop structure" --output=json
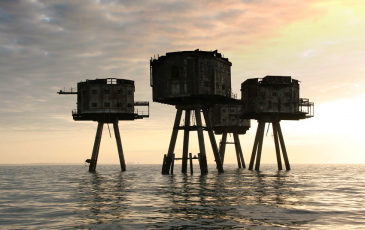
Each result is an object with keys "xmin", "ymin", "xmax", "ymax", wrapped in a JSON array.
[
  {"xmin": 151, "ymin": 50, "xmax": 233, "ymax": 174},
  {"xmin": 58, "ymin": 78, "xmax": 149, "ymax": 172},
  {"xmin": 150, "ymin": 49, "xmax": 233, "ymax": 107},
  {"xmin": 240, "ymin": 76, "xmax": 313, "ymax": 121},
  {"xmin": 238, "ymin": 75, "xmax": 314, "ymax": 171},
  {"xmin": 59, "ymin": 78, "xmax": 148, "ymax": 122}
]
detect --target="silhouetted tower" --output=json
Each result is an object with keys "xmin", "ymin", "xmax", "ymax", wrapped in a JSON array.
[
  {"xmin": 240, "ymin": 76, "xmax": 313, "ymax": 170},
  {"xmin": 210, "ymin": 102, "xmax": 250, "ymax": 169},
  {"xmin": 150, "ymin": 49, "xmax": 233, "ymax": 174},
  {"xmin": 58, "ymin": 78, "xmax": 149, "ymax": 172}
]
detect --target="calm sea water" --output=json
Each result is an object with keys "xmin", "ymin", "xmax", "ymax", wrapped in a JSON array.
[{"xmin": 0, "ymin": 164, "xmax": 364, "ymax": 229}]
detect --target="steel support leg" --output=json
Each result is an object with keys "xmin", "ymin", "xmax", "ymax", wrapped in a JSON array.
[
  {"xmin": 182, "ymin": 110, "xmax": 190, "ymax": 173},
  {"xmin": 162, "ymin": 109, "xmax": 182, "ymax": 174},
  {"xmin": 272, "ymin": 122, "xmax": 283, "ymax": 170},
  {"xmin": 234, "ymin": 133, "xmax": 242, "ymax": 168},
  {"xmin": 89, "ymin": 122, "xmax": 104, "ymax": 172},
  {"xmin": 113, "ymin": 119, "xmax": 126, "ymax": 171},
  {"xmin": 195, "ymin": 108, "xmax": 208, "ymax": 174},
  {"xmin": 198, "ymin": 153, "xmax": 202, "ymax": 171},
  {"xmin": 254, "ymin": 122, "xmax": 266, "ymax": 171},
  {"xmin": 220, "ymin": 131, "xmax": 228, "ymax": 165},
  {"xmin": 162, "ymin": 154, "xmax": 167, "ymax": 172},
  {"xmin": 189, "ymin": 153, "xmax": 193, "ymax": 174},
  {"xmin": 171, "ymin": 153, "xmax": 175, "ymax": 174},
  {"xmin": 249, "ymin": 122, "xmax": 263, "ymax": 170},
  {"xmin": 276, "ymin": 122, "xmax": 291, "ymax": 170},
  {"xmin": 235, "ymin": 146, "xmax": 242, "ymax": 168},
  {"xmin": 233, "ymin": 132, "xmax": 245, "ymax": 168},
  {"xmin": 203, "ymin": 109, "xmax": 223, "ymax": 173}
]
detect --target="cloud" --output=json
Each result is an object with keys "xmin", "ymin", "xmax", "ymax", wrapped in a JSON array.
[{"xmin": 0, "ymin": 0, "xmax": 363, "ymax": 133}]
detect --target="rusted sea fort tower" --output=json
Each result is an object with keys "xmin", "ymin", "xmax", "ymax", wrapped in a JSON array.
[
  {"xmin": 150, "ymin": 50, "xmax": 233, "ymax": 174},
  {"xmin": 239, "ymin": 76, "xmax": 313, "ymax": 170},
  {"xmin": 58, "ymin": 78, "xmax": 149, "ymax": 172},
  {"xmin": 210, "ymin": 103, "xmax": 250, "ymax": 169}
]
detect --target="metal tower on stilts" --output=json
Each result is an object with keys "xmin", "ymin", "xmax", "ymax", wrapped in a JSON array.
[
  {"xmin": 58, "ymin": 78, "xmax": 149, "ymax": 172},
  {"xmin": 150, "ymin": 50, "xmax": 233, "ymax": 174},
  {"xmin": 239, "ymin": 76, "xmax": 314, "ymax": 171},
  {"xmin": 210, "ymin": 103, "xmax": 251, "ymax": 168}
]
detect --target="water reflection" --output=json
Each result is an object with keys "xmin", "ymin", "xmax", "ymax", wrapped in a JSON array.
[
  {"xmin": 1, "ymin": 164, "xmax": 365, "ymax": 229},
  {"xmin": 73, "ymin": 170, "xmax": 130, "ymax": 228},
  {"xmin": 69, "ymin": 165, "xmax": 329, "ymax": 229},
  {"xmin": 151, "ymin": 167, "xmax": 315, "ymax": 228}
]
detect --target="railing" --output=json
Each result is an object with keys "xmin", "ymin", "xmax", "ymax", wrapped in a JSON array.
[
  {"xmin": 134, "ymin": 109, "xmax": 149, "ymax": 117},
  {"xmin": 134, "ymin": 101, "xmax": 149, "ymax": 106},
  {"xmin": 298, "ymin": 98, "xmax": 314, "ymax": 117},
  {"xmin": 243, "ymin": 99, "xmax": 314, "ymax": 117},
  {"xmin": 58, "ymin": 87, "xmax": 77, "ymax": 94},
  {"xmin": 134, "ymin": 101, "xmax": 149, "ymax": 117},
  {"xmin": 221, "ymin": 88, "xmax": 237, "ymax": 99},
  {"xmin": 72, "ymin": 102, "xmax": 150, "ymax": 118},
  {"xmin": 231, "ymin": 91, "xmax": 237, "ymax": 99},
  {"xmin": 72, "ymin": 109, "xmax": 136, "ymax": 115}
]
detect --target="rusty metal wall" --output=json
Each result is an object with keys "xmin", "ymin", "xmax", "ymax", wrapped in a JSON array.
[
  {"xmin": 241, "ymin": 76, "xmax": 300, "ymax": 114},
  {"xmin": 77, "ymin": 79, "xmax": 134, "ymax": 114},
  {"xmin": 150, "ymin": 50, "xmax": 232, "ymax": 105},
  {"xmin": 210, "ymin": 104, "xmax": 250, "ymax": 132}
]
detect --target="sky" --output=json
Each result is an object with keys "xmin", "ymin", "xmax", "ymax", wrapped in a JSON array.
[{"xmin": 0, "ymin": 0, "xmax": 364, "ymax": 166}]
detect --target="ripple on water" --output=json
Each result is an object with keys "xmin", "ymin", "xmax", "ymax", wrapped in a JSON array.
[{"xmin": 0, "ymin": 164, "xmax": 365, "ymax": 229}]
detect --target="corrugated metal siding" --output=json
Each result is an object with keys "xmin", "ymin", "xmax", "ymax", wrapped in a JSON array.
[
  {"xmin": 241, "ymin": 76, "xmax": 300, "ymax": 114},
  {"xmin": 77, "ymin": 80, "xmax": 134, "ymax": 114},
  {"xmin": 151, "ymin": 50, "xmax": 232, "ymax": 105},
  {"xmin": 210, "ymin": 104, "xmax": 250, "ymax": 128}
]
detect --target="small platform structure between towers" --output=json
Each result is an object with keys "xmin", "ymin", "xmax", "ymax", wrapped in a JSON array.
[
  {"xmin": 150, "ymin": 49, "xmax": 233, "ymax": 174},
  {"xmin": 239, "ymin": 75, "xmax": 313, "ymax": 171},
  {"xmin": 58, "ymin": 78, "xmax": 149, "ymax": 172},
  {"xmin": 209, "ymin": 102, "xmax": 250, "ymax": 169}
]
